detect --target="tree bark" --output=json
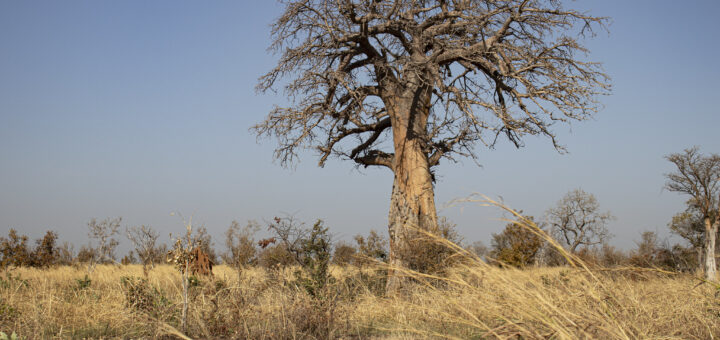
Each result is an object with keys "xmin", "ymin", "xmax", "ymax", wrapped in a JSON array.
[
  {"xmin": 704, "ymin": 217, "xmax": 718, "ymax": 281},
  {"xmin": 384, "ymin": 85, "xmax": 439, "ymax": 293}
]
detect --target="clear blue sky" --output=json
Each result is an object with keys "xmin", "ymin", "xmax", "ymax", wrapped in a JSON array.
[{"xmin": 1, "ymin": 0, "xmax": 719, "ymax": 254}]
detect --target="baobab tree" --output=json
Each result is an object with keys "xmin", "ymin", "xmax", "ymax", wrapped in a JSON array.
[
  {"xmin": 255, "ymin": 0, "xmax": 609, "ymax": 290},
  {"xmin": 665, "ymin": 147, "xmax": 720, "ymax": 281}
]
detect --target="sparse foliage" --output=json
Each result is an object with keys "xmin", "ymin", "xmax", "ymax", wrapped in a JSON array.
[
  {"xmin": 266, "ymin": 216, "xmax": 310, "ymax": 265},
  {"xmin": 669, "ymin": 208, "xmax": 706, "ymax": 252},
  {"xmin": 467, "ymin": 240, "xmax": 489, "ymax": 261},
  {"xmin": 353, "ymin": 229, "xmax": 388, "ymax": 266},
  {"xmin": 665, "ymin": 146, "xmax": 720, "ymax": 280},
  {"xmin": 166, "ymin": 216, "xmax": 199, "ymax": 333},
  {"xmin": 87, "ymin": 217, "xmax": 122, "ymax": 265},
  {"xmin": 55, "ymin": 242, "xmax": 74, "ymax": 266},
  {"xmin": 126, "ymin": 225, "xmax": 160, "ymax": 276},
  {"xmin": 222, "ymin": 220, "xmax": 259, "ymax": 271},
  {"xmin": 332, "ymin": 241, "xmax": 357, "ymax": 266},
  {"xmin": 257, "ymin": 0, "xmax": 610, "ymax": 289},
  {"xmin": 629, "ymin": 231, "xmax": 660, "ymax": 267},
  {"xmin": 547, "ymin": 189, "xmax": 613, "ymax": 253}
]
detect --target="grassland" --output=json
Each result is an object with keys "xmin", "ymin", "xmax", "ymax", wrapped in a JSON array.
[{"xmin": 0, "ymin": 260, "xmax": 718, "ymax": 339}]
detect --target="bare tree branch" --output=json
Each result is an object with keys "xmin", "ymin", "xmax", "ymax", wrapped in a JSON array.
[{"xmin": 255, "ymin": 0, "xmax": 610, "ymax": 169}]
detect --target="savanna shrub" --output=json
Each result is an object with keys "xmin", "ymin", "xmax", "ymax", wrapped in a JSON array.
[
  {"xmin": 490, "ymin": 216, "xmax": 544, "ymax": 268},
  {"xmin": 120, "ymin": 276, "xmax": 168, "ymax": 316},
  {"xmin": 332, "ymin": 242, "xmax": 357, "ymax": 266},
  {"xmin": 400, "ymin": 217, "xmax": 464, "ymax": 274},
  {"xmin": 257, "ymin": 244, "xmax": 294, "ymax": 268},
  {"xmin": 353, "ymin": 230, "xmax": 388, "ymax": 266},
  {"xmin": 74, "ymin": 275, "xmax": 91, "ymax": 291},
  {"xmin": 293, "ymin": 220, "xmax": 334, "ymax": 298}
]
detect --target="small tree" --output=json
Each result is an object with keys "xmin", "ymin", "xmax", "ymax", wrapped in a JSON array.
[
  {"xmin": 223, "ymin": 220, "xmax": 260, "ymax": 277},
  {"xmin": 87, "ymin": 217, "xmax": 122, "ymax": 265},
  {"xmin": 490, "ymin": 216, "xmax": 544, "ymax": 268},
  {"xmin": 56, "ymin": 241, "xmax": 75, "ymax": 266},
  {"xmin": 152, "ymin": 243, "xmax": 168, "ymax": 264},
  {"xmin": 295, "ymin": 220, "xmax": 333, "ymax": 298},
  {"xmin": 467, "ymin": 241, "xmax": 489, "ymax": 261},
  {"xmin": 126, "ymin": 225, "xmax": 160, "ymax": 276},
  {"xmin": 630, "ymin": 231, "xmax": 659, "ymax": 267},
  {"xmin": 75, "ymin": 245, "xmax": 96, "ymax": 264},
  {"xmin": 665, "ymin": 147, "xmax": 720, "ymax": 280},
  {"xmin": 166, "ymin": 216, "xmax": 203, "ymax": 333},
  {"xmin": 267, "ymin": 216, "xmax": 310, "ymax": 265},
  {"xmin": 332, "ymin": 241, "xmax": 357, "ymax": 266},
  {"xmin": 353, "ymin": 230, "xmax": 388, "ymax": 266},
  {"xmin": 547, "ymin": 189, "xmax": 613, "ymax": 253},
  {"xmin": 669, "ymin": 208, "xmax": 705, "ymax": 265},
  {"xmin": 0, "ymin": 229, "xmax": 30, "ymax": 268},
  {"xmin": 30, "ymin": 230, "xmax": 59, "ymax": 267}
]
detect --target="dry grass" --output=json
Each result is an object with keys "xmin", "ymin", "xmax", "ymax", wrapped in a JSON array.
[
  {"xmin": 1, "ymin": 200, "xmax": 719, "ymax": 339},
  {"xmin": 0, "ymin": 261, "xmax": 718, "ymax": 339}
]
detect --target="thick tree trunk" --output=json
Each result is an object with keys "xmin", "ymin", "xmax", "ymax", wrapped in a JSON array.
[
  {"xmin": 704, "ymin": 217, "xmax": 718, "ymax": 281},
  {"xmin": 384, "ymin": 86, "xmax": 439, "ymax": 293}
]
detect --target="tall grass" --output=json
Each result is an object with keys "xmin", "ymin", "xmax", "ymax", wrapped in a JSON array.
[
  {"xmin": 0, "ymin": 264, "xmax": 718, "ymax": 338},
  {"xmin": 0, "ymin": 200, "xmax": 718, "ymax": 338}
]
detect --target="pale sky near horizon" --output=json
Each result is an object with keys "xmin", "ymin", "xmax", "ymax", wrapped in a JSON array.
[{"xmin": 1, "ymin": 0, "xmax": 719, "ymax": 255}]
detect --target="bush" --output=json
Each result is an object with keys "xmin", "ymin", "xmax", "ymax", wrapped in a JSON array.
[
  {"xmin": 222, "ymin": 220, "xmax": 259, "ymax": 270},
  {"xmin": 120, "ymin": 276, "xmax": 168, "ymax": 316},
  {"xmin": 257, "ymin": 244, "xmax": 294, "ymax": 268},
  {"xmin": 0, "ymin": 229, "xmax": 64, "ymax": 268},
  {"xmin": 75, "ymin": 245, "xmax": 96, "ymax": 264},
  {"xmin": 332, "ymin": 242, "xmax": 357, "ymax": 266},
  {"xmin": 0, "ymin": 230, "xmax": 30, "ymax": 268},
  {"xmin": 293, "ymin": 220, "xmax": 334, "ymax": 298},
  {"xmin": 353, "ymin": 230, "xmax": 388, "ymax": 266},
  {"xmin": 401, "ymin": 216, "xmax": 464, "ymax": 274},
  {"xmin": 74, "ymin": 275, "xmax": 92, "ymax": 291},
  {"xmin": 29, "ymin": 231, "xmax": 59, "ymax": 267},
  {"xmin": 490, "ymin": 216, "xmax": 544, "ymax": 268}
]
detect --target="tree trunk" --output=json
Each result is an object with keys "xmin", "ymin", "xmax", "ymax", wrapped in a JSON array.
[
  {"xmin": 384, "ymin": 86, "xmax": 439, "ymax": 293},
  {"xmin": 704, "ymin": 217, "xmax": 718, "ymax": 281}
]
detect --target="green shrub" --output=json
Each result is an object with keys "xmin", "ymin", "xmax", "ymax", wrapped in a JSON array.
[
  {"xmin": 74, "ymin": 275, "xmax": 92, "ymax": 291},
  {"xmin": 293, "ymin": 220, "xmax": 334, "ymax": 299}
]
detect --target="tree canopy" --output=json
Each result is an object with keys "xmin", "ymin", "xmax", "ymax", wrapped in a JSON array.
[{"xmin": 255, "ymin": 0, "xmax": 610, "ymax": 170}]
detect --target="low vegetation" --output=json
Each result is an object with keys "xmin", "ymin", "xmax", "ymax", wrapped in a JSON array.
[
  {"xmin": 1, "ymin": 182, "xmax": 719, "ymax": 339},
  {"xmin": 0, "ymin": 206, "xmax": 719, "ymax": 339},
  {"xmin": 1, "ymin": 258, "xmax": 718, "ymax": 339}
]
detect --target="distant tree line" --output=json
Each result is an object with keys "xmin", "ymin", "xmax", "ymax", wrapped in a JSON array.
[
  {"xmin": 1, "ymin": 204, "xmax": 713, "ymax": 276},
  {"xmin": 1, "ymin": 146, "xmax": 718, "ymax": 279}
]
